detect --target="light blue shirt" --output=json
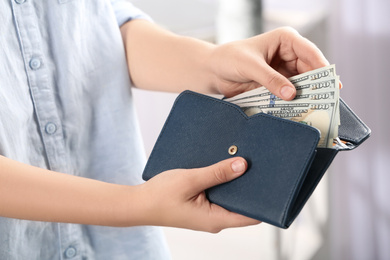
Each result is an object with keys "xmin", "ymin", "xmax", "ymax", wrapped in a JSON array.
[{"xmin": 0, "ymin": 0, "xmax": 171, "ymax": 259}]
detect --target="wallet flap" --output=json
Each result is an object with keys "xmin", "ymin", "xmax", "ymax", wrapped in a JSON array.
[
  {"xmin": 338, "ymin": 98, "xmax": 371, "ymax": 149},
  {"xmin": 143, "ymin": 90, "xmax": 321, "ymax": 228}
]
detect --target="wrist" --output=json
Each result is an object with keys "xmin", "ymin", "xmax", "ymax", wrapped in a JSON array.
[{"xmin": 113, "ymin": 184, "xmax": 151, "ymax": 227}]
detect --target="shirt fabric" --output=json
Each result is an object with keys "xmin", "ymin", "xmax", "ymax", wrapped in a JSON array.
[{"xmin": 0, "ymin": 0, "xmax": 171, "ymax": 259}]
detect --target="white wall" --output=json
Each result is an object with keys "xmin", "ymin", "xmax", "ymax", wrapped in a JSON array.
[{"xmin": 327, "ymin": 0, "xmax": 390, "ymax": 259}]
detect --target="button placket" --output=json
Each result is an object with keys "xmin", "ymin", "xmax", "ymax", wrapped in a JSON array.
[
  {"xmin": 9, "ymin": 2, "xmax": 87, "ymax": 258},
  {"xmin": 12, "ymin": 1, "xmax": 69, "ymax": 171}
]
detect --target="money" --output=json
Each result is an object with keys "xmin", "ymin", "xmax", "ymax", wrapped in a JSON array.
[
  {"xmin": 289, "ymin": 64, "xmax": 337, "ymax": 84},
  {"xmin": 224, "ymin": 65, "xmax": 341, "ymax": 148},
  {"xmin": 234, "ymin": 90, "xmax": 338, "ymax": 106},
  {"xmin": 242, "ymin": 102, "xmax": 337, "ymax": 148}
]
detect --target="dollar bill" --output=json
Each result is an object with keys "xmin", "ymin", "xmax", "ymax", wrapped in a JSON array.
[
  {"xmin": 223, "ymin": 86, "xmax": 269, "ymax": 103},
  {"xmin": 234, "ymin": 90, "xmax": 338, "ymax": 105},
  {"xmin": 288, "ymin": 64, "xmax": 337, "ymax": 85},
  {"xmin": 225, "ymin": 64, "xmax": 336, "ymax": 98},
  {"xmin": 226, "ymin": 78, "xmax": 339, "ymax": 103},
  {"xmin": 242, "ymin": 102, "xmax": 337, "ymax": 148},
  {"xmin": 223, "ymin": 65, "xmax": 341, "ymax": 148}
]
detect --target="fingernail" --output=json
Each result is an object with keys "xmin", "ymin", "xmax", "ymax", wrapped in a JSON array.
[
  {"xmin": 231, "ymin": 159, "xmax": 246, "ymax": 173},
  {"xmin": 280, "ymin": 86, "xmax": 295, "ymax": 100}
]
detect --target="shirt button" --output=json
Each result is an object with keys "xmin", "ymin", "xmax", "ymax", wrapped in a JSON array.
[
  {"xmin": 29, "ymin": 58, "xmax": 41, "ymax": 70},
  {"xmin": 15, "ymin": 0, "xmax": 26, "ymax": 4},
  {"xmin": 64, "ymin": 246, "xmax": 77, "ymax": 258},
  {"xmin": 45, "ymin": 122, "xmax": 57, "ymax": 135}
]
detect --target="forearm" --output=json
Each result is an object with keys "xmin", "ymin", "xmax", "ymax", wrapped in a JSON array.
[
  {"xmin": 120, "ymin": 19, "xmax": 218, "ymax": 94},
  {"xmin": 0, "ymin": 156, "xmax": 259, "ymax": 232},
  {"xmin": 0, "ymin": 156, "xmax": 141, "ymax": 226}
]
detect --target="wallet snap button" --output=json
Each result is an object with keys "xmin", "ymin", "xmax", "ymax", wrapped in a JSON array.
[{"xmin": 228, "ymin": 145, "xmax": 238, "ymax": 155}]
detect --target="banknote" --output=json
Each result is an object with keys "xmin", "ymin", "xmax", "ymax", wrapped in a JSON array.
[
  {"xmin": 241, "ymin": 102, "xmax": 337, "ymax": 148},
  {"xmin": 236, "ymin": 92, "xmax": 341, "ymax": 143},
  {"xmin": 288, "ymin": 64, "xmax": 337, "ymax": 85},
  {"xmin": 224, "ymin": 65, "xmax": 341, "ymax": 148},
  {"xmin": 224, "ymin": 78, "xmax": 339, "ymax": 104},
  {"xmin": 223, "ymin": 86, "xmax": 269, "ymax": 103},
  {"xmin": 234, "ymin": 90, "xmax": 338, "ymax": 105}
]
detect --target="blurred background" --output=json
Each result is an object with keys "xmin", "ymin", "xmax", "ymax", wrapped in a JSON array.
[{"xmin": 130, "ymin": 0, "xmax": 390, "ymax": 259}]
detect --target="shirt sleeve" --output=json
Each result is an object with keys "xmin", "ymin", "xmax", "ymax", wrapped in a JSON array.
[{"xmin": 110, "ymin": 0, "xmax": 153, "ymax": 27}]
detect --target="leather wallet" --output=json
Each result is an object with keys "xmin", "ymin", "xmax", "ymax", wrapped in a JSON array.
[{"xmin": 142, "ymin": 90, "xmax": 371, "ymax": 228}]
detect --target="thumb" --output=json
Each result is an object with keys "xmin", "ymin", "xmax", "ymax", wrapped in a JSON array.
[
  {"xmin": 187, "ymin": 157, "xmax": 247, "ymax": 192},
  {"xmin": 255, "ymin": 64, "xmax": 296, "ymax": 101}
]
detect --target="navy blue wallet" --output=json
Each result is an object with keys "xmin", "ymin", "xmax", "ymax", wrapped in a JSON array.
[{"xmin": 142, "ymin": 90, "xmax": 371, "ymax": 228}]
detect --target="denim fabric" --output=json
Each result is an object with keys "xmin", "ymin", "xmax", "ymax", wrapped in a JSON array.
[{"xmin": 0, "ymin": 0, "xmax": 170, "ymax": 259}]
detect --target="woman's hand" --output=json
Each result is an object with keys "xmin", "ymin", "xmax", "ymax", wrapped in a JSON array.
[
  {"xmin": 135, "ymin": 157, "xmax": 260, "ymax": 233},
  {"xmin": 208, "ymin": 27, "xmax": 330, "ymax": 99},
  {"xmin": 122, "ymin": 21, "xmax": 329, "ymax": 99}
]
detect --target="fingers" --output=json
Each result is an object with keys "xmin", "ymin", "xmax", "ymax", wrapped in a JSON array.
[
  {"xmin": 206, "ymin": 204, "xmax": 261, "ymax": 233},
  {"xmin": 243, "ymin": 27, "xmax": 330, "ymax": 101},
  {"xmin": 289, "ymin": 30, "xmax": 330, "ymax": 71},
  {"xmin": 142, "ymin": 158, "xmax": 259, "ymax": 232},
  {"xmin": 252, "ymin": 62, "xmax": 297, "ymax": 100},
  {"xmin": 186, "ymin": 157, "xmax": 247, "ymax": 193},
  {"xmin": 182, "ymin": 158, "xmax": 261, "ymax": 232},
  {"xmin": 273, "ymin": 27, "xmax": 329, "ymax": 71}
]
